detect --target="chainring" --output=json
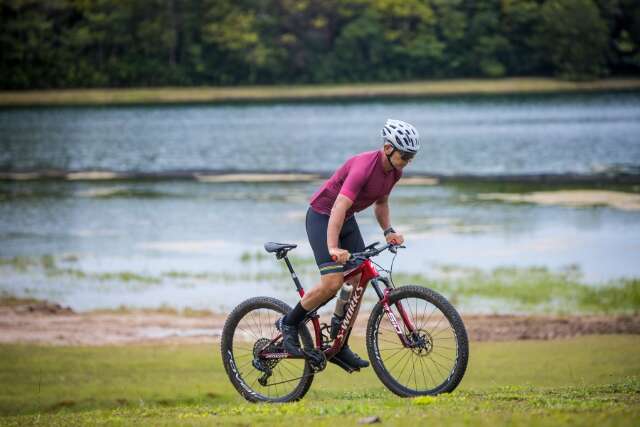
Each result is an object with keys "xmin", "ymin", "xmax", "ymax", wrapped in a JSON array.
[{"xmin": 304, "ymin": 348, "xmax": 327, "ymax": 373}]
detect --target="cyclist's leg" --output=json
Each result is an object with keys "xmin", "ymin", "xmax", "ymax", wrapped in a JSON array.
[
  {"xmin": 332, "ymin": 215, "xmax": 369, "ymax": 368},
  {"xmin": 280, "ymin": 208, "xmax": 365, "ymax": 362},
  {"xmin": 300, "ymin": 209, "xmax": 364, "ymax": 309},
  {"xmin": 300, "ymin": 272, "xmax": 343, "ymax": 309},
  {"xmin": 299, "ymin": 207, "xmax": 345, "ymax": 310},
  {"xmin": 339, "ymin": 214, "xmax": 365, "ymax": 286},
  {"xmin": 278, "ymin": 208, "xmax": 344, "ymax": 353}
]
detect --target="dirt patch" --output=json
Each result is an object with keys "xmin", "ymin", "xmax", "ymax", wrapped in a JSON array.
[
  {"xmin": 478, "ymin": 190, "xmax": 640, "ymax": 211},
  {"xmin": 462, "ymin": 314, "xmax": 640, "ymax": 341},
  {"xmin": 1, "ymin": 303, "xmax": 638, "ymax": 346}
]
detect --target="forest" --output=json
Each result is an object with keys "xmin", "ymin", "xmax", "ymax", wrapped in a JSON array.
[{"xmin": 1, "ymin": 0, "xmax": 639, "ymax": 89}]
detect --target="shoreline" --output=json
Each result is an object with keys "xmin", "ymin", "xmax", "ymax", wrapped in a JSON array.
[
  {"xmin": 2, "ymin": 170, "xmax": 640, "ymax": 185},
  {"xmin": 1, "ymin": 78, "xmax": 639, "ymax": 107},
  {"xmin": 1, "ymin": 301, "xmax": 638, "ymax": 346}
]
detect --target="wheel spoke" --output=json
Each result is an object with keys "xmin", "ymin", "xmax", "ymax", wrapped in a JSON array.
[
  {"xmin": 224, "ymin": 303, "xmax": 311, "ymax": 402},
  {"xmin": 372, "ymin": 290, "xmax": 467, "ymax": 395},
  {"xmin": 388, "ymin": 348, "xmax": 411, "ymax": 373},
  {"xmin": 378, "ymin": 337, "xmax": 405, "ymax": 346},
  {"xmin": 431, "ymin": 325, "xmax": 452, "ymax": 338},
  {"xmin": 380, "ymin": 347, "xmax": 409, "ymax": 361},
  {"xmin": 417, "ymin": 353, "xmax": 429, "ymax": 390},
  {"xmin": 431, "ymin": 351, "xmax": 454, "ymax": 363}
]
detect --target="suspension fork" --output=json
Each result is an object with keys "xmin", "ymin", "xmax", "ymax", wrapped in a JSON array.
[{"xmin": 371, "ymin": 278, "xmax": 417, "ymax": 347}]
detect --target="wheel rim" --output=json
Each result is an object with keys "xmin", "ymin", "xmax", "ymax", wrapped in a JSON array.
[
  {"xmin": 373, "ymin": 296, "xmax": 459, "ymax": 394},
  {"xmin": 228, "ymin": 306, "xmax": 309, "ymax": 400}
]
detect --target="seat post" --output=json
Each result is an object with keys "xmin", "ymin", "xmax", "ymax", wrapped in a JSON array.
[{"xmin": 282, "ymin": 255, "xmax": 304, "ymax": 295}]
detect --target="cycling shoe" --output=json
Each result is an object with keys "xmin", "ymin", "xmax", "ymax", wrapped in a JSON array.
[
  {"xmin": 332, "ymin": 345, "xmax": 370, "ymax": 370},
  {"xmin": 275, "ymin": 316, "xmax": 304, "ymax": 357}
]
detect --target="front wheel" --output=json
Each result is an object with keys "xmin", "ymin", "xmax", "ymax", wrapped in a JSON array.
[{"xmin": 366, "ymin": 285, "xmax": 469, "ymax": 397}]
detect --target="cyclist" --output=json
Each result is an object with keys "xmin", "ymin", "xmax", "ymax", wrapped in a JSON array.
[{"xmin": 277, "ymin": 119, "xmax": 420, "ymax": 369}]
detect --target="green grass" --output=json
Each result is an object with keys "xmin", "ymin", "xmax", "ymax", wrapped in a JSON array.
[
  {"xmin": 1, "ymin": 78, "xmax": 639, "ymax": 106},
  {"xmin": 0, "ymin": 335, "xmax": 638, "ymax": 426},
  {"xmin": 0, "ymin": 253, "xmax": 319, "ymax": 287},
  {"xmin": 0, "ymin": 292, "xmax": 42, "ymax": 307},
  {"xmin": 395, "ymin": 265, "xmax": 640, "ymax": 314}
]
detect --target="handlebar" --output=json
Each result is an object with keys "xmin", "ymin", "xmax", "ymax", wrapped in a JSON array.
[{"xmin": 330, "ymin": 242, "xmax": 405, "ymax": 263}]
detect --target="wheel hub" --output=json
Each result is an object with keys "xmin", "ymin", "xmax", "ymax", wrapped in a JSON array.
[
  {"xmin": 409, "ymin": 329, "xmax": 433, "ymax": 356},
  {"xmin": 252, "ymin": 338, "xmax": 279, "ymax": 372}
]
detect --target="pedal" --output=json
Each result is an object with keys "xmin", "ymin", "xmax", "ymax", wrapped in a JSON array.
[{"xmin": 329, "ymin": 354, "xmax": 360, "ymax": 374}]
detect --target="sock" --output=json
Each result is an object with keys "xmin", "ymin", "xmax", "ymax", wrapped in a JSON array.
[{"xmin": 284, "ymin": 302, "xmax": 309, "ymax": 326}]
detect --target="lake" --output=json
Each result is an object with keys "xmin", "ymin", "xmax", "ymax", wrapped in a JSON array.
[{"xmin": 1, "ymin": 92, "xmax": 639, "ymax": 313}]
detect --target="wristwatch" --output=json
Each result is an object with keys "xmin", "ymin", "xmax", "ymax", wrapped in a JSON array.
[{"xmin": 383, "ymin": 227, "xmax": 396, "ymax": 236}]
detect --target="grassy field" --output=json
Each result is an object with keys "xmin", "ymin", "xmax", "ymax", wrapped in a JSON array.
[
  {"xmin": 1, "ymin": 78, "xmax": 639, "ymax": 107},
  {"xmin": 0, "ymin": 335, "xmax": 638, "ymax": 426}
]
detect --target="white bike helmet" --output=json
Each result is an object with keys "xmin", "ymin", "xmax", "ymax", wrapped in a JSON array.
[{"xmin": 381, "ymin": 119, "xmax": 420, "ymax": 154}]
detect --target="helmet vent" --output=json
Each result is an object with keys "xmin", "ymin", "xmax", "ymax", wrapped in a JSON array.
[{"xmin": 381, "ymin": 119, "xmax": 420, "ymax": 154}]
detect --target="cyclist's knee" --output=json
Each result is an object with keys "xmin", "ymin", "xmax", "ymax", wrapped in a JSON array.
[{"xmin": 320, "ymin": 273, "xmax": 343, "ymax": 297}]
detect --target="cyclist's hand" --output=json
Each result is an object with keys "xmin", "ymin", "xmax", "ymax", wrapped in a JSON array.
[
  {"xmin": 385, "ymin": 232, "xmax": 404, "ymax": 246},
  {"xmin": 329, "ymin": 247, "xmax": 350, "ymax": 265}
]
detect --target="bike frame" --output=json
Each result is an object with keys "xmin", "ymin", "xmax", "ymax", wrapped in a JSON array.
[{"xmin": 260, "ymin": 256, "xmax": 417, "ymax": 361}]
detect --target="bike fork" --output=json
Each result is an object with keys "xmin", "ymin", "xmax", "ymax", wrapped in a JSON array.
[{"xmin": 371, "ymin": 278, "xmax": 416, "ymax": 347}]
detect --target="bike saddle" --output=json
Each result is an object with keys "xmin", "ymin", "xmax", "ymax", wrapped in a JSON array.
[{"xmin": 264, "ymin": 242, "xmax": 297, "ymax": 254}]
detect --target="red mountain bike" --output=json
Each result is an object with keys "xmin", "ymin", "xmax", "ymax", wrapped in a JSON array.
[{"xmin": 221, "ymin": 241, "xmax": 468, "ymax": 402}]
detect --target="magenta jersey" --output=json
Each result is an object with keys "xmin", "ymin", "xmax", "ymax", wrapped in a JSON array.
[{"xmin": 310, "ymin": 150, "xmax": 402, "ymax": 218}]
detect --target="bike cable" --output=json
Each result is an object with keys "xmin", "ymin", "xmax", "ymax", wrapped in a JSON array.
[{"xmin": 370, "ymin": 250, "xmax": 399, "ymax": 289}]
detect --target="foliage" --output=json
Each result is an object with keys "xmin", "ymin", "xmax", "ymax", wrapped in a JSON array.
[
  {"xmin": 537, "ymin": 0, "xmax": 610, "ymax": 79},
  {"xmin": 1, "ymin": 0, "xmax": 639, "ymax": 89}
]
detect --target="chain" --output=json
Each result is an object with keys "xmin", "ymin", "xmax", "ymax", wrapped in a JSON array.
[{"xmin": 260, "ymin": 371, "xmax": 317, "ymax": 388}]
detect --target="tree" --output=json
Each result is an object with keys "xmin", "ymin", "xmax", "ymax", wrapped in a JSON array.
[
  {"xmin": 500, "ymin": 0, "xmax": 544, "ymax": 75},
  {"xmin": 537, "ymin": 0, "xmax": 610, "ymax": 79}
]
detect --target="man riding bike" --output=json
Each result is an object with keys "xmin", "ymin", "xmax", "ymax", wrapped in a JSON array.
[{"xmin": 276, "ymin": 119, "xmax": 420, "ymax": 370}]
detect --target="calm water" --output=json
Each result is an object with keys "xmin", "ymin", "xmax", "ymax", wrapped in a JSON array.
[
  {"xmin": 1, "ymin": 93, "xmax": 639, "ymax": 313},
  {"xmin": 1, "ymin": 92, "xmax": 640, "ymax": 175}
]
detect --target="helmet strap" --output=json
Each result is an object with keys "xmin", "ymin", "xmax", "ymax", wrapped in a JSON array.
[{"xmin": 386, "ymin": 149, "xmax": 398, "ymax": 171}]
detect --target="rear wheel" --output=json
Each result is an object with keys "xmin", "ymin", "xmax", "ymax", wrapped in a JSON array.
[
  {"xmin": 221, "ymin": 297, "xmax": 314, "ymax": 402},
  {"xmin": 366, "ymin": 286, "xmax": 468, "ymax": 397}
]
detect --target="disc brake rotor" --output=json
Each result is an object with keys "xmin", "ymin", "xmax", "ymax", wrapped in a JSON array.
[{"xmin": 409, "ymin": 329, "xmax": 433, "ymax": 356}]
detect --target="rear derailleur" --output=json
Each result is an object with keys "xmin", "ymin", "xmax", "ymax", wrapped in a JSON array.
[
  {"xmin": 252, "ymin": 339, "xmax": 326, "ymax": 386},
  {"xmin": 252, "ymin": 338, "xmax": 279, "ymax": 386}
]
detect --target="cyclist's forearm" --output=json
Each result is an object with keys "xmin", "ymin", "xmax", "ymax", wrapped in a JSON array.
[
  {"xmin": 374, "ymin": 200, "xmax": 391, "ymax": 231},
  {"xmin": 328, "ymin": 195, "xmax": 352, "ymax": 248},
  {"xmin": 327, "ymin": 207, "xmax": 346, "ymax": 249}
]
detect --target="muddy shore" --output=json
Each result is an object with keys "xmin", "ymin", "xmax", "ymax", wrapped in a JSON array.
[{"xmin": 0, "ymin": 302, "xmax": 638, "ymax": 346}]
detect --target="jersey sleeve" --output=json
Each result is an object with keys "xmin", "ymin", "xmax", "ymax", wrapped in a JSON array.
[{"xmin": 339, "ymin": 165, "xmax": 368, "ymax": 202}]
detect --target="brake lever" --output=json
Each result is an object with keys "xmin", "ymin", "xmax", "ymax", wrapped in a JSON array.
[{"xmin": 389, "ymin": 244, "xmax": 406, "ymax": 254}]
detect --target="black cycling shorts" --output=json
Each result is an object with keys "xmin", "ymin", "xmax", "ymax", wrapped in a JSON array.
[{"xmin": 305, "ymin": 207, "xmax": 365, "ymax": 275}]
